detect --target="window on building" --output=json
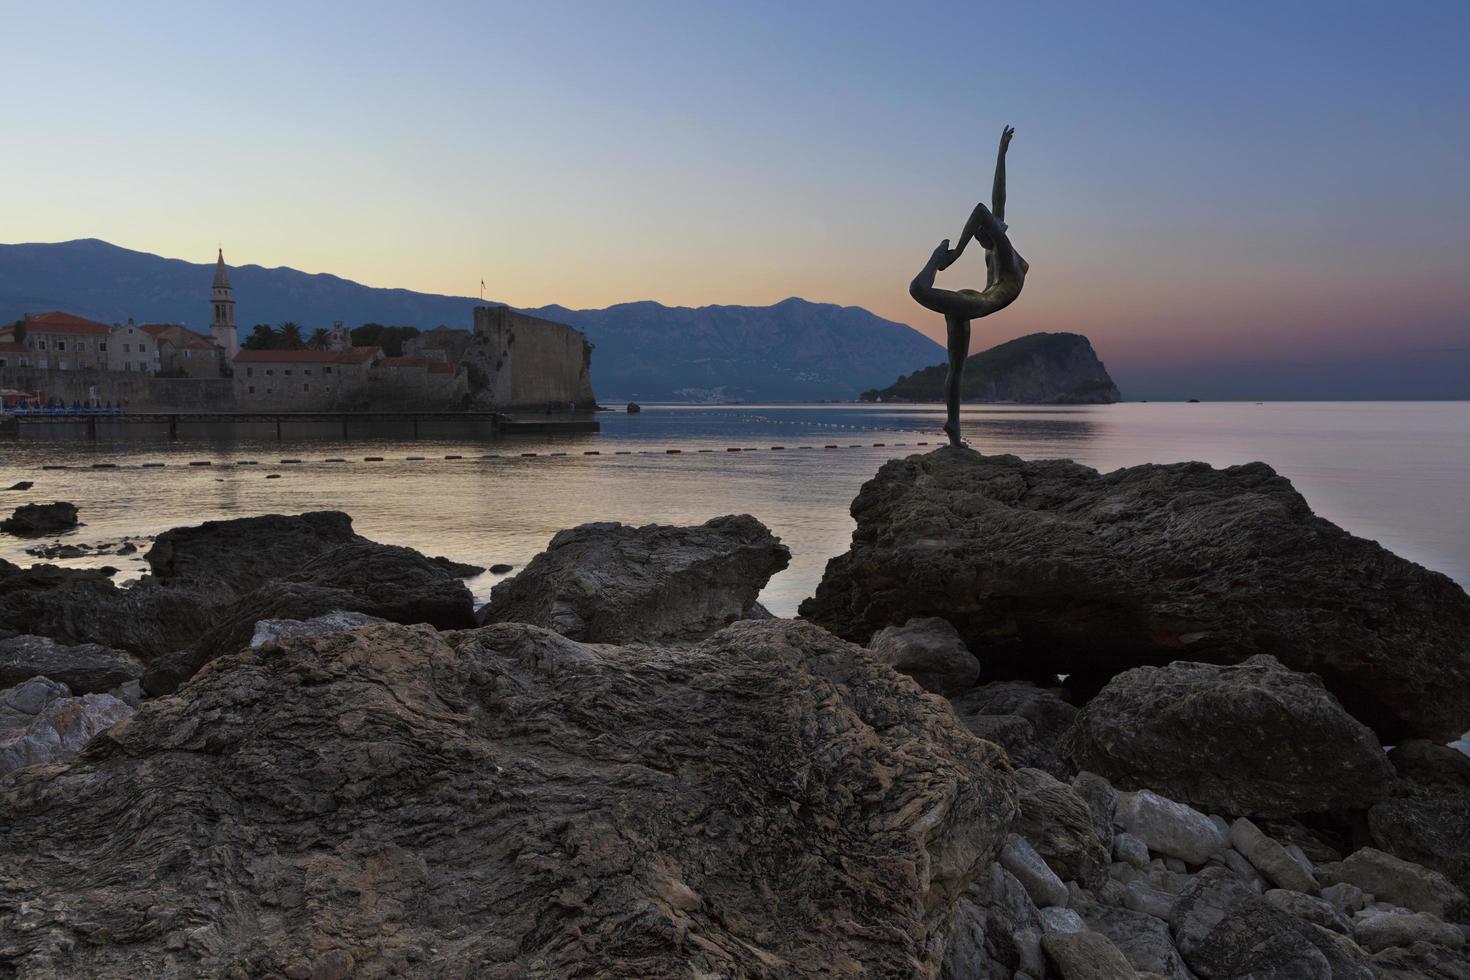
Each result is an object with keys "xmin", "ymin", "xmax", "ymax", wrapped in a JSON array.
[
  {"xmin": 304, "ymin": 369, "xmax": 312, "ymax": 376},
  {"xmin": 246, "ymin": 367, "xmax": 253, "ymax": 377},
  {"xmin": 323, "ymin": 366, "xmax": 333, "ymax": 375},
  {"xmin": 139, "ymin": 361, "xmax": 147, "ymax": 371},
  {"xmin": 123, "ymin": 343, "xmax": 131, "ymax": 353},
  {"xmin": 37, "ymin": 340, "xmax": 46, "ymax": 350},
  {"xmin": 99, "ymin": 341, "xmax": 107, "ymax": 351},
  {"xmin": 0, "ymin": 358, "xmax": 6, "ymax": 368},
  {"xmin": 248, "ymin": 386, "xmax": 255, "ymax": 394},
  {"xmin": 303, "ymin": 384, "xmax": 310, "ymax": 392},
  {"xmin": 284, "ymin": 369, "xmax": 292, "ymax": 376},
  {"xmin": 124, "ymin": 362, "xmax": 131, "ymax": 372},
  {"xmin": 57, "ymin": 341, "xmax": 66, "ymax": 351},
  {"xmin": 266, "ymin": 369, "xmax": 273, "ymax": 376}
]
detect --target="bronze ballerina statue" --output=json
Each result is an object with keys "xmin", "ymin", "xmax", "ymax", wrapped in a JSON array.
[{"xmin": 909, "ymin": 124, "xmax": 1030, "ymax": 447}]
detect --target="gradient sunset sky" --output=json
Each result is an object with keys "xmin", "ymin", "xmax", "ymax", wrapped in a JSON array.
[{"xmin": 4, "ymin": 1, "xmax": 1467, "ymax": 397}]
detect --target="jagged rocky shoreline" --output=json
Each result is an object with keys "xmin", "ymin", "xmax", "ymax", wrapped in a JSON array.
[{"xmin": 2, "ymin": 446, "xmax": 1469, "ymax": 978}]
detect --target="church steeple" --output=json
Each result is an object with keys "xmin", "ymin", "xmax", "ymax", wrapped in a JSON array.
[
  {"xmin": 210, "ymin": 248, "xmax": 238, "ymax": 360},
  {"xmin": 213, "ymin": 248, "xmax": 232, "ymax": 289}
]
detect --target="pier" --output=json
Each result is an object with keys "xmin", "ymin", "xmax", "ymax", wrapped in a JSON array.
[{"xmin": 5, "ymin": 410, "xmax": 599, "ymax": 440}]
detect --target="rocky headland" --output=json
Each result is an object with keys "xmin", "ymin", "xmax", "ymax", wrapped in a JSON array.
[
  {"xmin": 861, "ymin": 332, "xmax": 1122, "ymax": 404},
  {"xmin": 2, "ymin": 447, "xmax": 1469, "ymax": 978}
]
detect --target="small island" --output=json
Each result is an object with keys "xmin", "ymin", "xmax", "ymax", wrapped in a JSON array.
[{"xmin": 861, "ymin": 332, "xmax": 1121, "ymax": 404}]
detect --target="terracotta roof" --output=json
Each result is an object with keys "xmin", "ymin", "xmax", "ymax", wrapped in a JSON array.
[
  {"xmin": 233, "ymin": 346, "xmax": 380, "ymax": 365},
  {"xmin": 376, "ymin": 356, "xmax": 439, "ymax": 368},
  {"xmin": 146, "ymin": 324, "xmax": 218, "ymax": 351},
  {"xmin": 428, "ymin": 362, "xmax": 453, "ymax": 375},
  {"xmin": 21, "ymin": 311, "xmax": 111, "ymax": 335},
  {"xmin": 0, "ymin": 341, "xmax": 26, "ymax": 353}
]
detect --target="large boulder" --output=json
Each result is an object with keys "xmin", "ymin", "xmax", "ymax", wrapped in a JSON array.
[
  {"xmin": 867, "ymin": 617, "xmax": 979, "ymax": 697},
  {"xmin": 1, "ymin": 501, "xmax": 79, "ymax": 536},
  {"xmin": 0, "ymin": 634, "xmax": 145, "ymax": 694},
  {"xmin": 1319, "ymin": 847, "xmax": 1467, "ymax": 920},
  {"xmin": 0, "ymin": 619, "xmax": 1016, "ymax": 977},
  {"xmin": 1169, "ymin": 868, "xmax": 1335, "ymax": 979},
  {"xmin": 289, "ymin": 541, "xmax": 476, "ymax": 629},
  {"xmin": 1115, "ymin": 789, "xmax": 1226, "ymax": 865},
  {"xmin": 1368, "ymin": 788, "xmax": 1470, "ymax": 900},
  {"xmin": 477, "ymin": 515, "xmax": 791, "ymax": 643},
  {"xmin": 0, "ymin": 561, "xmax": 215, "ymax": 659},
  {"xmin": 1066, "ymin": 655, "xmax": 1394, "ymax": 817},
  {"xmin": 798, "ymin": 448, "xmax": 1470, "ymax": 742},
  {"xmin": 144, "ymin": 510, "xmax": 361, "ymax": 596}
]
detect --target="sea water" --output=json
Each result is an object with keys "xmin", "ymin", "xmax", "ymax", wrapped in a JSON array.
[{"xmin": 1, "ymin": 402, "xmax": 1466, "ymax": 616}]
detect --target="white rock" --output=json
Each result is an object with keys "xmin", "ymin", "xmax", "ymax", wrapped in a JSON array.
[
  {"xmin": 1320, "ymin": 881, "xmax": 1369, "ymax": 913},
  {"xmin": 250, "ymin": 611, "xmax": 389, "ymax": 649},
  {"xmin": 0, "ymin": 692, "xmax": 135, "ymax": 773},
  {"xmin": 1229, "ymin": 818, "xmax": 1319, "ymax": 894},
  {"xmin": 1115, "ymin": 790, "xmax": 1227, "ymax": 864},
  {"xmin": 1321, "ymin": 847, "xmax": 1466, "ymax": 919},
  {"xmin": 1113, "ymin": 833, "xmax": 1150, "ymax": 869},
  {"xmin": 1000, "ymin": 834, "xmax": 1070, "ymax": 909},
  {"xmin": 1354, "ymin": 907, "xmax": 1466, "ymax": 952},
  {"xmin": 1039, "ymin": 906, "xmax": 1088, "ymax": 935}
]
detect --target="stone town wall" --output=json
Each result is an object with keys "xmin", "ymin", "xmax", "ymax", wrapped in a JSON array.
[
  {"xmin": 233, "ymin": 362, "xmax": 375, "ymax": 411},
  {"xmin": 0, "ymin": 367, "xmax": 232, "ymax": 411},
  {"xmin": 231, "ymin": 362, "xmax": 465, "ymax": 411},
  {"xmin": 465, "ymin": 307, "xmax": 595, "ymax": 410}
]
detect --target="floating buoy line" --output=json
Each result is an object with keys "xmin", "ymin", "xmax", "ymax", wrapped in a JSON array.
[{"xmin": 29, "ymin": 440, "xmax": 939, "ymax": 473}]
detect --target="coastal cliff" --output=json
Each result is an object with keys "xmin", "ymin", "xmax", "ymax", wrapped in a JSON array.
[{"xmin": 862, "ymin": 332, "xmax": 1121, "ymax": 404}]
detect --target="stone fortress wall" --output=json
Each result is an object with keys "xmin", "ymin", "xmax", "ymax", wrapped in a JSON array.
[{"xmin": 465, "ymin": 306, "xmax": 596, "ymax": 410}]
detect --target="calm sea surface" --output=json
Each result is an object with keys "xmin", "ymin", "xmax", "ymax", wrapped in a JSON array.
[{"xmin": 1, "ymin": 402, "xmax": 1466, "ymax": 616}]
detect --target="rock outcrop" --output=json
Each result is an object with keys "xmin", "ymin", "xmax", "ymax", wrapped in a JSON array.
[
  {"xmin": 950, "ymin": 681, "xmax": 1079, "ymax": 779},
  {"xmin": 862, "ymin": 331, "xmax": 1121, "ymax": 404},
  {"xmin": 1, "ymin": 501, "xmax": 79, "ymax": 536},
  {"xmin": 0, "ymin": 619, "xmax": 1016, "ymax": 977},
  {"xmin": 798, "ymin": 447, "xmax": 1470, "ymax": 741},
  {"xmin": 144, "ymin": 510, "xmax": 363, "ymax": 596},
  {"xmin": 0, "ymin": 682, "xmax": 134, "ymax": 774},
  {"xmin": 867, "ymin": 616, "xmax": 980, "ymax": 697},
  {"xmin": 1065, "ymin": 655, "xmax": 1395, "ymax": 817},
  {"xmin": 0, "ymin": 634, "xmax": 145, "ymax": 694},
  {"xmin": 477, "ymin": 515, "xmax": 790, "ymax": 643}
]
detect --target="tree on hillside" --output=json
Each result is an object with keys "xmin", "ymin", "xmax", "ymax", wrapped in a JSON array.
[
  {"xmin": 243, "ymin": 324, "xmax": 278, "ymax": 350},
  {"xmin": 279, "ymin": 322, "xmax": 305, "ymax": 350},
  {"xmin": 308, "ymin": 327, "xmax": 331, "ymax": 350}
]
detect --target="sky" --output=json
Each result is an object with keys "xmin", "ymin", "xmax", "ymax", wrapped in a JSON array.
[{"xmin": 2, "ymin": 0, "xmax": 1468, "ymax": 398}]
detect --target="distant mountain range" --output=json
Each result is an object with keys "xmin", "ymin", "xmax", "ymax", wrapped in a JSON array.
[
  {"xmin": 0, "ymin": 239, "xmax": 944, "ymax": 401},
  {"xmin": 862, "ymin": 332, "xmax": 1121, "ymax": 404}
]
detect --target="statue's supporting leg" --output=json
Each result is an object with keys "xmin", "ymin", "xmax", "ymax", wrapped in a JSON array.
[{"xmin": 944, "ymin": 313, "xmax": 971, "ymax": 447}]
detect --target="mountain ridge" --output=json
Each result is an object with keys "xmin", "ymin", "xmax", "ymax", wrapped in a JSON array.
[{"xmin": 0, "ymin": 239, "xmax": 944, "ymax": 401}]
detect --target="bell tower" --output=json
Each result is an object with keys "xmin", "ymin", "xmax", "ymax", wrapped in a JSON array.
[{"xmin": 210, "ymin": 248, "xmax": 238, "ymax": 359}]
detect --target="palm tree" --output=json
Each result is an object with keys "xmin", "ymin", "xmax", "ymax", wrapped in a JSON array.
[
  {"xmin": 279, "ymin": 322, "xmax": 305, "ymax": 350},
  {"xmin": 243, "ymin": 323, "xmax": 277, "ymax": 350},
  {"xmin": 308, "ymin": 327, "xmax": 331, "ymax": 350}
]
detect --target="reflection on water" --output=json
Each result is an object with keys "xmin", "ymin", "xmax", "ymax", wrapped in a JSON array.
[{"xmin": 2, "ymin": 402, "xmax": 1467, "ymax": 614}]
